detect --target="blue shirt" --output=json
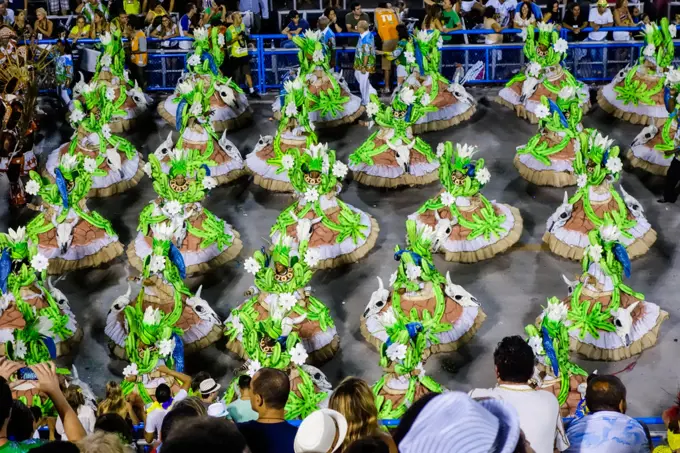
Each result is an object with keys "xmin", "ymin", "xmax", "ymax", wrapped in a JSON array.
[
  {"xmin": 238, "ymin": 421, "xmax": 298, "ymax": 453},
  {"xmin": 565, "ymin": 411, "xmax": 650, "ymax": 453},
  {"xmin": 286, "ymin": 19, "xmax": 309, "ymax": 34},
  {"xmin": 321, "ymin": 26, "xmax": 336, "ymax": 49},
  {"xmin": 239, "ymin": 0, "xmax": 268, "ymax": 17}
]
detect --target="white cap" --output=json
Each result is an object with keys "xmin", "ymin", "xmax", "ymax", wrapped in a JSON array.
[
  {"xmin": 207, "ymin": 402, "xmax": 229, "ymax": 418},
  {"xmin": 293, "ymin": 409, "xmax": 348, "ymax": 453}
]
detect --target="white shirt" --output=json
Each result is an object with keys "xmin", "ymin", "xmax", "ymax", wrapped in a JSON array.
[
  {"xmin": 487, "ymin": 0, "xmax": 517, "ymax": 27},
  {"xmin": 469, "ymin": 385, "xmax": 569, "ymax": 453},
  {"xmin": 513, "ymin": 12, "xmax": 535, "ymax": 28},
  {"xmin": 56, "ymin": 405, "xmax": 97, "ymax": 440},
  {"xmin": 144, "ymin": 389, "xmax": 188, "ymax": 438},
  {"xmin": 588, "ymin": 7, "xmax": 613, "ymax": 41}
]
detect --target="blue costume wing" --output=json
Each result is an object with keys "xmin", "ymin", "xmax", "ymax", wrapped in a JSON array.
[
  {"xmin": 171, "ymin": 333, "xmax": 185, "ymax": 372},
  {"xmin": 613, "ymin": 243, "xmax": 631, "ymax": 278},
  {"xmin": 168, "ymin": 243, "xmax": 186, "ymax": 279},
  {"xmin": 541, "ymin": 325, "xmax": 559, "ymax": 377},
  {"xmin": 548, "ymin": 99, "xmax": 568, "ymax": 128},
  {"xmin": 0, "ymin": 249, "xmax": 11, "ymax": 294},
  {"xmin": 55, "ymin": 169, "xmax": 69, "ymax": 209}
]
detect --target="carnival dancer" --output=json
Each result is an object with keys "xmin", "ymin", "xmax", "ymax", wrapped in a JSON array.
[
  {"xmin": 410, "ymin": 141, "xmax": 523, "ymax": 263},
  {"xmin": 514, "ymin": 88, "xmax": 584, "ymax": 187},
  {"xmin": 597, "ymin": 18, "xmax": 676, "ymax": 125},
  {"xmin": 497, "ymin": 22, "xmax": 590, "ymax": 124},
  {"xmin": 272, "ymin": 28, "xmax": 363, "ymax": 128},
  {"xmin": 270, "ymin": 143, "xmax": 379, "ymax": 269},
  {"xmin": 348, "ymin": 90, "xmax": 439, "ymax": 188},
  {"xmin": 158, "ymin": 25, "xmax": 253, "ymax": 133},
  {"xmin": 127, "ymin": 151, "xmax": 242, "ymax": 275},
  {"xmin": 25, "ymin": 155, "xmax": 123, "ymax": 275},
  {"xmin": 543, "ymin": 130, "xmax": 656, "ymax": 260}
]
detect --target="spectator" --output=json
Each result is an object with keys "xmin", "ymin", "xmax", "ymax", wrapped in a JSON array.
[
  {"xmin": 151, "ymin": 15, "xmax": 179, "ymax": 48},
  {"xmin": 145, "ymin": 0, "xmax": 174, "ymax": 21},
  {"xmin": 323, "ymin": 7, "xmax": 342, "ymax": 33},
  {"xmin": 375, "ymin": 2, "xmax": 399, "ymax": 94},
  {"xmin": 190, "ymin": 372, "xmax": 211, "ymax": 396},
  {"xmin": 442, "ymin": 0, "xmax": 463, "ymax": 42},
  {"xmin": 200, "ymin": 0, "xmax": 222, "ymax": 26},
  {"xmin": 172, "ymin": 396, "xmax": 208, "ymax": 416},
  {"xmin": 487, "ymin": 0, "xmax": 517, "ymax": 28},
  {"xmin": 379, "ymin": 23, "xmax": 409, "ymax": 85},
  {"xmin": 282, "ymin": 10, "xmax": 309, "ymax": 47},
  {"xmin": 69, "ymin": 15, "xmax": 90, "ymax": 40},
  {"xmin": 207, "ymin": 403, "xmax": 229, "ymax": 418},
  {"xmin": 353, "ymin": 19, "xmax": 377, "ymax": 106},
  {"xmin": 294, "ymin": 409, "xmax": 347, "ymax": 453},
  {"xmin": 111, "ymin": 12, "xmax": 132, "ymax": 39},
  {"xmin": 514, "ymin": 0, "xmax": 542, "ymax": 22},
  {"xmin": 588, "ymin": 0, "xmax": 613, "ymax": 41},
  {"xmin": 163, "ymin": 416, "xmax": 248, "ymax": 453},
  {"xmin": 130, "ymin": 15, "xmax": 148, "ymax": 89},
  {"xmin": 76, "ymin": 431, "xmax": 132, "ymax": 453},
  {"xmin": 94, "ymin": 414, "xmax": 133, "ymax": 446},
  {"xmin": 237, "ymin": 368, "xmax": 298, "ymax": 453},
  {"xmin": 97, "ymin": 381, "xmax": 143, "ymax": 426},
  {"xmin": 395, "ymin": 392, "xmax": 522, "ymax": 453},
  {"xmin": 226, "ymin": 11, "xmax": 260, "ymax": 98},
  {"xmin": 542, "ymin": 0, "xmax": 562, "ymax": 28},
  {"xmin": 562, "ymin": 3, "xmax": 588, "ymax": 41},
  {"xmin": 144, "ymin": 377, "xmax": 190, "ymax": 443},
  {"xmin": 47, "ymin": 0, "xmax": 69, "ymax": 17},
  {"xmin": 34, "ymin": 8, "xmax": 52, "ymax": 39},
  {"xmin": 345, "ymin": 436, "xmax": 391, "ymax": 453},
  {"xmin": 178, "ymin": 3, "xmax": 197, "ymax": 50},
  {"xmin": 565, "ymin": 375, "xmax": 651, "ymax": 453},
  {"xmin": 422, "ymin": 5, "xmax": 443, "ymax": 31},
  {"xmin": 8, "ymin": 400, "xmax": 35, "ymax": 442},
  {"xmin": 198, "ymin": 378, "xmax": 221, "ymax": 408},
  {"xmin": 122, "ymin": 0, "xmax": 141, "ymax": 16},
  {"xmin": 226, "ymin": 375, "xmax": 258, "ymax": 423},
  {"xmin": 329, "ymin": 377, "xmax": 397, "ymax": 453},
  {"xmin": 613, "ymin": 0, "xmax": 634, "ymax": 41},
  {"xmin": 0, "ymin": 3, "xmax": 14, "ymax": 26},
  {"xmin": 345, "ymin": 1, "xmax": 369, "ymax": 45},
  {"xmin": 633, "ymin": 6, "xmax": 643, "ymax": 23},
  {"xmin": 469, "ymin": 336, "xmax": 569, "ymax": 453},
  {"xmin": 483, "ymin": 5, "xmax": 504, "ymax": 79},
  {"xmin": 318, "ymin": 16, "xmax": 336, "ymax": 67},
  {"xmin": 513, "ymin": 2, "xmax": 536, "ymax": 29},
  {"xmin": 89, "ymin": 10, "xmax": 109, "ymax": 39},
  {"xmin": 12, "ymin": 10, "xmax": 31, "ymax": 40},
  {"xmin": 77, "ymin": 0, "xmax": 109, "ymax": 23},
  {"xmin": 56, "ymin": 386, "xmax": 96, "ymax": 440},
  {"xmin": 239, "ymin": 0, "xmax": 268, "ymax": 35}
]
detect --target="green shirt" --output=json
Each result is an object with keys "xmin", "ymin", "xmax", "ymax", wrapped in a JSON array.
[
  {"xmin": 442, "ymin": 9, "xmax": 460, "ymax": 41},
  {"xmin": 0, "ymin": 440, "xmax": 44, "ymax": 453}
]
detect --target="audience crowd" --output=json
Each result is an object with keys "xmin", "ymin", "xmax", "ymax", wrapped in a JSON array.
[{"xmin": 0, "ymin": 334, "xmax": 662, "ymax": 453}]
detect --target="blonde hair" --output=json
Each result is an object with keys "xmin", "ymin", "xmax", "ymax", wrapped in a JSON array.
[
  {"xmin": 172, "ymin": 396, "xmax": 208, "ymax": 416},
  {"xmin": 98, "ymin": 381, "xmax": 126, "ymax": 417},
  {"xmin": 35, "ymin": 7, "xmax": 47, "ymax": 17},
  {"xmin": 76, "ymin": 431, "xmax": 133, "ymax": 453},
  {"xmin": 329, "ymin": 377, "xmax": 380, "ymax": 450}
]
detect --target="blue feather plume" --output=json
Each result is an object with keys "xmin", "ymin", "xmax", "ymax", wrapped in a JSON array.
[
  {"xmin": 548, "ymin": 99, "xmax": 568, "ymax": 127},
  {"xmin": 55, "ymin": 169, "xmax": 69, "ymax": 209},
  {"xmin": 414, "ymin": 43, "xmax": 425, "ymax": 74},
  {"xmin": 260, "ymin": 246, "xmax": 271, "ymax": 268},
  {"xmin": 172, "ymin": 333, "xmax": 185, "ymax": 372},
  {"xmin": 42, "ymin": 336, "xmax": 57, "ymax": 359},
  {"xmin": 176, "ymin": 98, "xmax": 187, "ymax": 131},
  {"xmin": 406, "ymin": 322, "xmax": 423, "ymax": 339},
  {"xmin": 602, "ymin": 150, "xmax": 609, "ymax": 166},
  {"xmin": 613, "ymin": 242, "xmax": 631, "ymax": 278},
  {"xmin": 464, "ymin": 163, "xmax": 476, "ymax": 177},
  {"xmin": 393, "ymin": 249, "xmax": 422, "ymax": 266},
  {"xmin": 0, "ymin": 249, "xmax": 10, "ymax": 294},
  {"xmin": 201, "ymin": 52, "xmax": 218, "ymax": 76},
  {"xmin": 541, "ymin": 325, "xmax": 559, "ymax": 377},
  {"xmin": 405, "ymin": 104, "xmax": 413, "ymax": 123},
  {"xmin": 201, "ymin": 164, "xmax": 211, "ymax": 177},
  {"xmin": 665, "ymin": 86, "xmax": 672, "ymax": 112},
  {"xmin": 168, "ymin": 243, "xmax": 186, "ymax": 279}
]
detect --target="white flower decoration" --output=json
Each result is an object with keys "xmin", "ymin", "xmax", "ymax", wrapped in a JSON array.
[
  {"xmin": 187, "ymin": 53, "xmax": 201, "ymax": 66},
  {"xmin": 378, "ymin": 308, "xmax": 397, "ymax": 328},
  {"xmin": 30, "ymin": 254, "xmax": 49, "ymax": 273},
  {"xmin": 436, "ymin": 143, "xmax": 445, "ymax": 158},
  {"xmin": 246, "ymin": 359, "xmax": 262, "ymax": 377},
  {"xmin": 25, "ymin": 180, "xmax": 40, "ymax": 196},
  {"xmin": 671, "ymin": 24, "xmax": 677, "ymax": 38},
  {"xmin": 105, "ymin": 87, "xmax": 116, "ymax": 101},
  {"xmin": 366, "ymin": 101, "xmax": 379, "ymax": 117},
  {"xmin": 202, "ymin": 176, "xmax": 217, "ymax": 190},
  {"xmin": 405, "ymin": 263, "xmax": 421, "ymax": 281},
  {"xmin": 332, "ymin": 161, "xmax": 348, "ymax": 179},
  {"xmin": 456, "ymin": 143, "xmax": 476, "ymax": 159},
  {"xmin": 101, "ymin": 124, "xmax": 112, "ymax": 139},
  {"xmin": 389, "ymin": 271, "xmax": 398, "ymax": 287},
  {"xmin": 8, "ymin": 227, "xmax": 25, "ymax": 243},
  {"xmin": 644, "ymin": 44, "xmax": 655, "ymax": 57},
  {"xmin": 605, "ymin": 156, "xmax": 623, "ymax": 174},
  {"xmin": 178, "ymin": 79, "xmax": 194, "ymax": 95},
  {"xmin": 420, "ymin": 93, "xmax": 431, "ymax": 106},
  {"xmin": 534, "ymin": 104, "xmax": 550, "ymax": 119},
  {"xmin": 553, "ymin": 38, "xmax": 568, "ymax": 54},
  {"xmin": 290, "ymin": 343, "xmax": 309, "ymax": 366},
  {"xmin": 230, "ymin": 315, "xmax": 244, "ymax": 334},
  {"xmin": 278, "ymin": 292, "xmax": 297, "ymax": 312},
  {"xmin": 163, "ymin": 200, "xmax": 182, "ymax": 216},
  {"xmin": 70, "ymin": 109, "xmax": 85, "ymax": 124},
  {"xmin": 415, "ymin": 362, "xmax": 426, "ymax": 377},
  {"xmin": 83, "ymin": 157, "xmax": 98, "ymax": 173},
  {"xmin": 644, "ymin": 23, "xmax": 655, "ymax": 36},
  {"xmin": 244, "ymin": 257, "xmax": 261, "ymax": 275},
  {"xmin": 281, "ymin": 154, "xmax": 295, "ymax": 171},
  {"xmin": 194, "ymin": 27, "xmax": 208, "ymax": 41},
  {"xmin": 100, "ymin": 31, "xmax": 112, "ymax": 45},
  {"xmin": 558, "ymin": 85, "xmax": 576, "ymax": 101},
  {"xmin": 217, "ymin": 33, "xmax": 225, "ymax": 47},
  {"xmin": 14, "ymin": 339, "xmax": 26, "ymax": 359},
  {"xmin": 157, "ymin": 338, "xmax": 175, "ymax": 357},
  {"xmin": 143, "ymin": 306, "xmax": 162, "ymax": 326},
  {"xmin": 285, "ymin": 101, "xmax": 298, "ymax": 117},
  {"xmin": 600, "ymin": 224, "xmax": 621, "ymax": 242},
  {"xmin": 123, "ymin": 363, "xmax": 139, "ymax": 377},
  {"xmin": 100, "ymin": 53, "xmax": 112, "ymax": 67},
  {"xmin": 143, "ymin": 162, "xmax": 152, "ymax": 177},
  {"xmin": 667, "ymin": 68, "xmax": 680, "ymax": 85},
  {"xmin": 312, "ymin": 48, "xmax": 324, "ymax": 63},
  {"xmin": 544, "ymin": 300, "xmax": 569, "ymax": 323},
  {"xmin": 303, "ymin": 188, "xmax": 320, "ymax": 204},
  {"xmin": 440, "ymin": 192, "xmax": 455, "ymax": 206},
  {"xmin": 386, "ymin": 343, "xmax": 408, "ymax": 362},
  {"xmin": 189, "ymin": 101, "xmax": 203, "ymax": 117},
  {"xmin": 593, "ymin": 133, "xmax": 614, "ymax": 151},
  {"xmin": 587, "ymin": 244, "xmax": 603, "ymax": 262},
  {"xmin": 519, "ymin": 27, "xmax": 528, "ymax": 42},
  {"xmin": 151, "ymin": 222, "xmax": 174, "ymax": 241},
  {"xmin": 399, "ymin": 87, "xmax": 416, "ymax": 105},
  {"xmin": 475, "ymin": 167, "xmax": 491, "ymax": 185},
  {"xmin": 404, "ymin": 51, "xmax": 415, "ymax": 64},
  {"xmin": 60, "ymin": 154, "xmax": 79, "ymax": 171},
  {"xmin": 304, "ymin": 249, "xmax": 321, "ymax": 268},
  {"xmin": 149, "ymin": 255, "xmax": 166, "ymax": 274},
  {"xmin": 527, "ymin": 336, "xmax": 544, "ymax": 356},
  {"xmin": 577, "ymin": 174, "xmax": 588, "ymax": 188},
  {"xmin": 527, "ymin": 61, "xmax": 541, "ymax": 78}
]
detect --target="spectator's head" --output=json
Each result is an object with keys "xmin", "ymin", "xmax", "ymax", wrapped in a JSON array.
[
  {"xmin": 191, "ymin": 372, "xmax": 211, "ymax": 394},
  {"xmin": 294, "ymin": 409, "xmax": 347, "ymax": 453},
  {"xmin": 237, "ymin": 375, "xmax": 252, "ymax": 399},
  {"xmin": 160, "ymin": 405, "xmax": 202, "ymax": 442},
  {"xmin": 0, "ymin": 4, "xmax": 7, "ymax": 16},
  {"xmin": 569, "ymin": 2, "xmax": 580, "ymax": 16},
  {"xmin": 519, "ymin": 2, "xmax": 530, "ymax": 18},
  {"xmin": 76, "ymin": 431, "xmax": 131, "ymax": 453},
  {"xmin": 8, "ymin": 400, "xmax": 34, "ymax": 442},
  {"xmin": 30, "ymin": 406, "xmax": 43, "ymax": 432},
  {"xmin": 0, "ymin": 377, "xmax": 12, "ymax": 435},
  {"xmin": 357, "ymin": 20, "xmax": 369, "ymax": 32},
  {"xmin": 344, "ymin": 436, "xmax": 390, "ymax": 453},
  {"xmin": 493, "ymin": 335, "xmax": 535, "ymax": 385},
  {"xmin": 329, "ymin": 377, "xmax": 378, "ymax": 451},
  {"xmin": 15, "ymin": 9, "xmax": 26, "ymax": 23},
  {"xmin": 199, "ymin": 378, "xmax": 221, "ymax": 403},
  {"xmin": 76, "ymin": 15, "xmax": 87, "ymax": 28},
  {"xmin": 250, "ymin": 368, "xmax": 290, "ymax": 416},
  {"xmin": 586, "ymin": 375, "xmax": 627, "ymax": 414},
  {"xmin": 289, "ymin": 10, "xmax": 300, "ymax": 24},
  {"xmin": 161, "ymin": 15, "xmax": 172, "ymax": 30},
  {"xmin": 187, "ymin": 2, "xmax": 197, "ymax": 15},
  {"xmin": 632, "ymin": 6, "xmax": 640, "ymax": 16},
  {"xmin": 173, "ymin": 396, "xmax": 208, "ymax": 416},
  {"xmin": 318, "ymin": 16, "xmax": 330, "ymax": 30},
  {"xmin": 597, "ymin": 0, "xmax": 608, "ymax": 14},
  {"xmin": 426, "ymin": 4, "xmax": 442, "ymax": 21},
  {"xmin": 396, "ymin": 23, "xmax": 408, "ymax": 40},
  {"xmin": 351, "ymin": 2, "xmax": 362, "ymax": 16},
  {"xmin": 397, "ymin": 392, "xmax": 521, "ymax": 453},
  {"xmin": 94, "ymin": 9, "xmax": 106, "ymax": 25},
  {"xmin": 615, "ymin": 0, "xmax": 627, "ymax": 8},
  {"xmin": 31, "ymin": 441, "xmax": 80, "ymax": 453},
  {"xmin": 95, "ymin": 413, "xmax": 134, "ymax": 445},
  {"xmin": 64, "ymin": 385, "xmax": 85, "ymax": 411},
  {"xmin": 483, "ymin": 6, "xmax": 496, "ymax": 18},
  {"xmin": 547, "ymin": 0, "xmax": 559, "ymax": 14},
  {"xmin": 119, "ymin": 12, "xmax": 128, "ymax": 25},
  {"xmin": 162, "ymin": 417, "xmax": 248, "ymax": 453},
  {"xmin": 231, "ymin": 11, "xmax": 242, "ymax": 25},
  {"xmin": 36, "ymin": 7, "xmax": 47, "ymax": 20},
  {"xmin": 324, "ymin": 7, "xmax": 337, "ymax": 21},
  {"xmin": 155, "ymin": 384, "xmax": 172, "ymax": 405}
]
